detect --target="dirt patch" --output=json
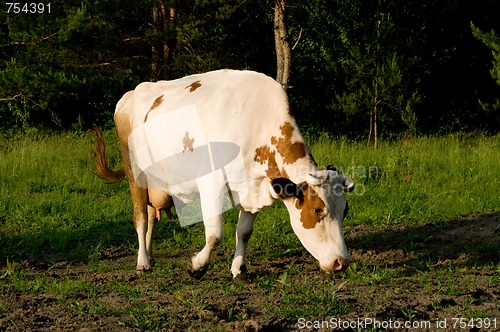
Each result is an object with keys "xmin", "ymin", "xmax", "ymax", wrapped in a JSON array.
[
  {"xmin": 347, "ymin": 210, "xmax": 500, "ymax": 267},
  {"xmin": 1, "ymin": 212, "xmax": 499, "ymax": 331}
]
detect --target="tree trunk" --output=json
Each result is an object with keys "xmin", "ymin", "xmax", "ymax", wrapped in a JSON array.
[
  {"xmin": 163, "ymin": 3, "xmax": 177, "ymax": 78},
  {"xmin": 369, "ymin": 13, "xmax": 383, "ymax": 149},
  {"xmin": 373, "ymin": 97, "xmax": 378, "ymax": 149},
  {"xmin": 151, "ymin": 2, "xmax": 162, "ymax": 81},
  {"xmin": 151, "ymin": 0, "xmax": 177, "ymax": 81},
  {"xmin": 274, "ymin": 0, "xmax": 291, "ymax": 90}
]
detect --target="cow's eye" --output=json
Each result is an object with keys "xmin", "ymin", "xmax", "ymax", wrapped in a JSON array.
[{"xmin": 313, "ymin": 208, "xmax": 324, "ymax": 215}]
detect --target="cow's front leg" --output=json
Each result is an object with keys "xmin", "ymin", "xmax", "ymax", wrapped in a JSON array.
[
  {"xmin": 189, "ymin": 173, "xmax": 225, "ymax": 279},
  {"xmin": 231, "ymin": 211, "xmax": 256, "ymax": 278},
  {"xmin": 189, "ymin": 214, "xmax": 224, "ymax": 279}
]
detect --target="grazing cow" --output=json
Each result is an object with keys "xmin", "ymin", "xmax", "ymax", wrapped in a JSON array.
[{"xmin": 93, "ymin": 69, "xmax": 354, "ymax": 279}]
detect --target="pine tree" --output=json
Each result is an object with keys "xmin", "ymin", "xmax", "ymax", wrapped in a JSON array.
[
  {"xmin": 334, "ymin": 0, "xmax": 420, "ymax": 146},
  {"xmin": 471, "ymin": 23, "xmax": 500, "ymax": 117}
]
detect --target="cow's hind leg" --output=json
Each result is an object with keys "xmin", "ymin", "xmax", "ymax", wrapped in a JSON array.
[
  {"xmin": 135, "ymin": 206, "xmax": 154, "ymax": 272},
  {"xmin": 132, "ymin": 185, "xmax": 155, "ymax": 273},
  {"xmin": 145, "ymin": 205, "xmax": 156, "ymax": 265},
  {"xmin": 231, "ymin": 211, "xmax": 256, "ymax": 279}
]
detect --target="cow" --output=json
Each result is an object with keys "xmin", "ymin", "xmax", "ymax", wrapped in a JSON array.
[{"xmin": 93, "ymin": 69, "xmax": 354, "ymax": 279}]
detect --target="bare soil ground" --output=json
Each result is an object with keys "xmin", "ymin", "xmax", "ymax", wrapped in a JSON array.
[{"xmin": 1, "ymin": 211, "xmax": 499, "ymax": 331}]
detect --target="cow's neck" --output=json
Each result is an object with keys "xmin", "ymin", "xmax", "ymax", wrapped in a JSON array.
[{"xmin": 283, "ymin": 155, "xmax": 319, "ymax": 184}]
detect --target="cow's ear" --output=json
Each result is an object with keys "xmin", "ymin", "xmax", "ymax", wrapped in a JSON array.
[{"xmin": 271, "ymin": 178, "xmax": 304, "ymax": 200}]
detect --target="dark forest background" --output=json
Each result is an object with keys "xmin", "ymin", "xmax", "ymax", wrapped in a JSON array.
[{"xmin": 1, "ymin": 0, "xmax": 500, "ymax": 138}]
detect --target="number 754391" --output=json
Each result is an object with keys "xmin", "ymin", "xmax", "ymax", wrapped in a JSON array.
[{"xmin": 6, "ymin": 3, "xmax": 51, "ymax": 14}]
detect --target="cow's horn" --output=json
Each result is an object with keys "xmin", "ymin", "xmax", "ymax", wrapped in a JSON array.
[
  {"xmin": 307, "ymin": 171, "xmax": 329, "ymax": 185},
  {"xmin": 340, "ymin": 175, "xmax": 355, "ymax": 192}
]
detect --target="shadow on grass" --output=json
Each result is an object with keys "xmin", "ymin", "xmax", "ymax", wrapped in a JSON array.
[
  {"xmin": 346, "ymin": 210, "xmax": 500, "ymax": 270},
  {"xmin": 1, "ymin": 210, "xmax": 498, "ymax": 276},
  {"xmin": 0, "ymin": 216, "xmax": 195, "ymax": 270}
]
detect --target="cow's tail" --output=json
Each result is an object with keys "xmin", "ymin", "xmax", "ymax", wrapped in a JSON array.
[{"xmin": 92, "ymin": 126, "xmax": 126, "ymax": 183}]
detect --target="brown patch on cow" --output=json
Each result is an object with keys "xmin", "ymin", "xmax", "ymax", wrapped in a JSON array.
[
  {"xmin": 272, "ymin": 122, "xmax": 307, "ymax": 164},
  {"xmin": 254, "ymin": 145, "xmax": 288, "ymax": 178},
  {"xmin": 144, "ymin": 95, "xmax": 164, "ymax": 122},
  {"xmin": 254, "ymin": 145, "xmax": 272, "ymax": 165},
  {"xmin": 182, "ymin": 132, "xmax": 195, "ymax": 152},
  {"xmin": 295, "ymin": 182, "xmax": 325, "ymax": 229},
  {"xmin": 207, "ymin": 235, "xmax": 222, "ymax": 248},
  {"xmin": 185, "ymin": 80, "xmax": 202, "ymax": 92},
  {"xmin": 253, "ymin": 122, "xmax": 309, "ymax": 179}
]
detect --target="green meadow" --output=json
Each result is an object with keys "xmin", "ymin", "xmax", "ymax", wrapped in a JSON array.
[
  {"xmin": 0, "ymin": 130, "xmax": 499, "ymax": 330},
  {"xmin": 310, "ymin": 133, "xmax": 500, "ymax": 225},
  {"xmin": 1, "ymin": 129, "xmax": 499, "ymax": 265}
]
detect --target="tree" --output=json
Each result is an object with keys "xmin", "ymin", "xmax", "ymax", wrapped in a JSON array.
[
  {"xmin": 413, "ymin": 0, "xmax": 500, "ymax": 133},
  {"xmin": 1, "ymin": 0, "xmax": 499, "ymax": 135},
  {"xmin": 151, "ymin": 0, "xmax": 177, "ymax": 80},
  {"xmin": 0, "ymin": 1, "xmax": 150, "ymax": 129},
  {"xmin": 334, "ymin": 0, "xmax": 420, "ymax": 145},
  {"xmin": 471, "ymin": 25, "xmax": 500, "ymax": 86},
  {"xmin": 471, "ymin": 23, "xmax": 500, "ymax": 128},
  {"xmin": 274, "ymin": 0, "xmax": 291, "ymax": 89}
]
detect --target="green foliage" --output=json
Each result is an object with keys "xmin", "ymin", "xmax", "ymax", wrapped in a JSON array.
[
  {"xmin": 471, "ymin": 23, "xmax": 500, "ymax": 86},
  {"xmin": 472, "ymin": 23, "xmax": 500, "ymax": 127},
  {"xmin": 0, "ymin": 0, "xmax": 147, "ymax": 129},
  {"xmin": 170, "ymin": 0, "xmax": 273, "ymax": 76},
  {"xmin": 1, "ymin": 0, "xmax": 500, "ymax": 134},
  {"xmin": 328, "ymin": 0, "xmax": 421, "ymax": 138}
]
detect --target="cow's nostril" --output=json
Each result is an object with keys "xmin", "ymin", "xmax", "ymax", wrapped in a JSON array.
[
  {"xmin": 320, "ymin": 258, "xmax": 350, "ymax": 272},
  {"xmin": 333, "ymin": 258, "xmax": 350, "ymax": 271}
]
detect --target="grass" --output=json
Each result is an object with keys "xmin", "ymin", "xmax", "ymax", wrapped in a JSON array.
[
  {"xmin": 0, "ymin": 129, "xmax": 134, "ymax": 261},
  {"xmin": 310, "ymin": 133, "xmax": 500, "ymax": 225},
  {"xmin": 0, "ymin": 129, "xmax": 499, "ymax": 330},
  {"xmin": 1, "ymin": 130, "xmax": 499, "ymax": 261}
]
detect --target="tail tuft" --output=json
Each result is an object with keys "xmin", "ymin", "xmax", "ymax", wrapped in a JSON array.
[{"xmin": 92, "ymin": 126, "xmax": 125, "ymax": 183}]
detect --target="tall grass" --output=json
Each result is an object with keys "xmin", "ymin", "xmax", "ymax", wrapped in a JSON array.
[
  {"xmin": 0, "ymin": 130, "xmax": 499, "ymax": 263},
  {"xmin": 0, "ymin": 130, "xmax": 133, "ymax": 261},
  {"xmin": 310, "ymin": 133, "xmax": 500, "ymax": 225}
]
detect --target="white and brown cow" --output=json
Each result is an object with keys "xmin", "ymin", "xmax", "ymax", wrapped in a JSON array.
[{"xmin": 93, "ymin": 69, "xmax": 354, "ymax": 279}]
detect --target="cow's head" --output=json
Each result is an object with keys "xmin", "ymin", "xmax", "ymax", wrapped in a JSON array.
[{"xmin": 271, "ymin": 167, "xmax": 354, "ymax": 271}]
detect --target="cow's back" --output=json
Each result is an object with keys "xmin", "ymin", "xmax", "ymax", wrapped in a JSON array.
[
  {"xmin": 117, "ymin": 69, "xmax": 313, "ymax": 212},
  {"xmin": 127, "ymin": 70, "xmax": 289, "ymax": 147}
]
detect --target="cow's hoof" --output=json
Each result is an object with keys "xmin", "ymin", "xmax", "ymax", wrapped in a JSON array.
[
  {"xmin": 135, "ymin": 265, "xmax": 152, "ymax": 275},
  {"xmin": 233, "ymin": 274, "xmax": 251, "ymax": 284},
  {"xmin": 188, "ymin": 266, "xmax": 208, "ymax": 280},
  {"xmin": 232, "ymin": 265, "xmax": 250, "ymax": 283},
  {"xmin": 135, "ymin": 268, "xmax": 151, "ymax": 275}
]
